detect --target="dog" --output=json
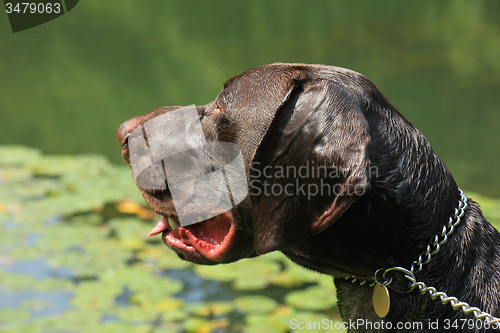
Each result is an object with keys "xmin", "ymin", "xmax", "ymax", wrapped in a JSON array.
[{"xmin": 117, "ymin": 63, "xmax": 500, "ymax": 332}]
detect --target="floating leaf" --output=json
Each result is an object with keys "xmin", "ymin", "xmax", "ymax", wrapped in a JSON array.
[
  {"xmin": 0, "ymin": 146, "xmax": 42, "ymax": 166},
  {"xmin": 151, "ymin": 322, "xmax": 183, "ymax": 332},
  {"xmin": 284, "ymin": 262, "xmax": 322, "ymax": 283},
  {"xmin": 285, "ymin": 286, "xmax": 337, "ymax": 311},
  {"xmin": 193, "ymin": 263, "xmax": 241, "ymax": 282},
  {"xmin": 91, "ymin": 322, "xmax": 151, "ymax": 333},
  {"xmin": 270, "ymin": 262, "xmax": 322, "ymax": 288},
  {"xmin": 0, "ymin": 271, "xmax": 37, "ymax": 291},
  {"xmin": 245, "ymin": 313, "xmax": 287, "ymax": 333},
  {"xmin": 194, "ymin": 258, "xmax": 281, "ymax": 290},
  {"xmin": 100, "ymin": 266, "xmax": 183, "ymax": 306},
  {"xmin": 153, "ymin": 297, "xmax": 184, "ymax": 312},
  {"xmin": 137, "ymin": 246, "xmax": 193, "ymax": 270},
  {"xmin": 257, "ymin": 251, "xmax": 289, "ymax": 263},
  {"xmin": 108, "ymin": 217, "xmax": 149, "ymax": 250},
  {"xmin": 185, "ymin": 301, "xmax": 233, "ymax": 317},
  {"xmin": 0, "ymin": 309, "xmax": 32, "ymax": 322},
  {"xmin": 182, "ymin": 317, "xmax": 230, "ymax": 333},
  {"xmin": 31, "ymin": 310, "xmax": 101, "ymax": 331},
  {"xmin": 232, "ymin": 273, "xmax": 269, "ymax": 290},
  {"xmin": 71, "ymin": 213, "xmax": 104, "ymax": 226},
  {"xmin": 71, "ymin": 281, "xmax": 122, "ymax": 311},
  {"xmin": 0, "ymin": 168, "xmax": 32, "ymax": 184},
  {"xmin": 160, "ymin": 309, "xmax": 187, "ymax": 323},
  {"xmin": 112, "ymin": 305, "xmax": 160, "ymax": 323},
  {"xmin": 9, "ymin": 246, "xmax": 44, "ymax": 261},
  {"xmin": 316, "ymin": 275, "xmax": 337, "ymax": 293},
  {"xmin": 21, "ymin": 299, "xmax": 51, "ymax": 311},
  {"xmin": 0, "ymin": 323, "xmax": 42, "ymax": 333},
  {"xmin": 234, "ymin": 295, "xmax": 278, "ymax": 314},
  {"xmin": 32, "ymin": 278, "xmax": 73, "ymax": 292},
  {"xmin": 182, "ymin": 317, "xmax": 211, "ymax": 333}
]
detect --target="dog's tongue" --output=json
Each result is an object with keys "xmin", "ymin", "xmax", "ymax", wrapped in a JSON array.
[
  {"xmin": 148, "ymin": 218, "xmax": 169, "ymax": 237},
  {"xmin": 148, "ymin": 217, "xmax": 180, "ymax": 237}
]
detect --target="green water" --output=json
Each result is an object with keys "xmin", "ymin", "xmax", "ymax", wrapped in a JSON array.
[
  {"xmin": 0, "ymin": 145, "xmax": 498, "ymax": 332},
  {"xmin": 1, "ymin": 1, "xmax": 499, "ymax": 196},
  {"xmin": 0, "ymin": 146, "xmax": 349, "ymax": 332}
]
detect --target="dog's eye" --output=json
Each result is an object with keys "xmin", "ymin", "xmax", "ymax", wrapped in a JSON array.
[
  {"xmin": 200, "ymin": 106, "xmax": 210, "ymax": 120},
  {"xmin": 201, "ymin": 104, "xmax": 222, "ymax": 120}
]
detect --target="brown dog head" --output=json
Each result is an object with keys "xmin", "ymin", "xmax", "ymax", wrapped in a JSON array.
[{"xmin": 117, "ymin": 63, "xmax": 374, "ymax": 266}]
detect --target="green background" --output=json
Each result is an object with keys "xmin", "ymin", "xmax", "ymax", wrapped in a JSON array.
[{"xmin": 1, "ymin": 0, "xmax": 500, "ymax": 195}]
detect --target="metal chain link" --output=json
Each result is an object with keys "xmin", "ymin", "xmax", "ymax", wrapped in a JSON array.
[
  {"xmin": 386, "ymin": 266, "xmax": 500, "ymax": 329},
  {"xmin": 345, "ymin": 188, "xmax": 500, "ymax": 329},
  {"xmin": 413, "ymin": 280, "xmax": 500, "ymax": 328}
]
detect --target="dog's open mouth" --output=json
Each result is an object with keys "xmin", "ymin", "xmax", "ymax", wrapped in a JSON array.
[{"xmin": 147, "ymin": 212, "xmax": 235, "ymax": 262}]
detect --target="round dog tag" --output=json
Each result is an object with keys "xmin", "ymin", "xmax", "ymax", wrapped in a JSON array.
[{"xmin": 372, "ymin": 284, "xmax": 390, "ymax": 318}]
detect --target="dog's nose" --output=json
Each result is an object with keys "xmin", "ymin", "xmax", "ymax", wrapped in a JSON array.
[
  {"xmin": 116, "ymin": 106, "xmax": 186, "ymax": 165},
  {"xmin": 117, "ymin": 118, "xmax": 142, "ymax": 145},
  {"xmin": 117, "ymin": 118, "xmax": 141, "ymax": 164},
  {"xmin": 116, "ymin": 120, "xmax": 130, "ymax": 147}
]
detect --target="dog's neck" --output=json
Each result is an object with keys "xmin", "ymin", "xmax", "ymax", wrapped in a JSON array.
[
  {"xmin": 283, "ymin": 115, "xmax": 500, "ymax": 331},
  {"xmin": 285, "ymin": 188, "xmax": 500, "ymax": 331},
  {"xmin": 333, "ymin": 200, "xmax": 500, "ymax": 332}
]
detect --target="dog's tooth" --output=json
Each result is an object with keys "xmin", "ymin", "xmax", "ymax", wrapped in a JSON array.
[
  {"xmin": 197, "ymin": 215, "xmax": 204, "ymax": 223},
  {"xmin": 168, "ymin": 217, "xmax": 180, "ymax": 230},
  {"xmin": 148, "ymin": 217, "xmax": 170, "ymax": 237}
]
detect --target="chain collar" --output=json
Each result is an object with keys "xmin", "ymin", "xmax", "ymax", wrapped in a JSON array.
[{"xmin": 345, "ymin": 189, "xmax": 500, "ymax": 328}]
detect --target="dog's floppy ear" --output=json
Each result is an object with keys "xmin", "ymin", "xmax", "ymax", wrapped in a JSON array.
[{"xmin": 250, "ymin": 79, "xmax": 370, "ymax": 254}]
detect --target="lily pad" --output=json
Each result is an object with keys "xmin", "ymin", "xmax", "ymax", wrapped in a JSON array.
[
  {"xmin": 193, "ymin": 258, "xmax": 281, "ymax": 290},
  {"xmin": 31, "ymin": 310, "xmax": 101, "ymax": 332},
  {"xmin": 185, "ymin": 301, "xmax": 233, "ymax": 317},
  {"xmin": 0, "ymin": 168, "xmax": 32, "ymax": 184},
  {"xmin": 0, "ymin": 271, "xmax": 37, "ymax": 291},
  {"xmin": 71, "ymin": 281, "xmax": 122, "ymax": 311},
  {"xmin": 285, "ymin": 286, "xmax": 337, "ymax": 311},
  {"xmin": 32, "ymin": 278, "xmax": 73, "ymax": 292},
  {"xmin": 234, "ymin": 295, "xmax": 278, "ymax": 314},
  {"xmin": 152, "ymin": 297, "xmax": 185, "ymax": 313},
  {"xmin": 137, "ymin": 246, "xmax": 192, "ymax": 270},
  {"xmin": 0, "ymin": 146, "xmax": 42, "ymax": 166},
  {"xmin": 232, "ymin": 273, "xmax": 270, "ymax": 290},
  {"xmin": 182, "ymin": 317, "xmax": 230, "ymax": 333},
  {"xmin": 270, "ymin": 262, "xmax": 322, "ymax": 288},
  {"xmin": 182, "ymin": 317, "xmax": 211, "ymax": 333},
  {"xmin": 245, "ymin": 313, "xmax": 287, "ymax": 333},
  {"xmin": 0, "ymin": 308, "xmax": 32, "ymax": 322},
  {"xmin": 193, "ymin": 263, "xmax": 241, "ymax": 282},
  {"xmin": 112, "ymin": 305, "xmax": 161, "ymax": 323}
]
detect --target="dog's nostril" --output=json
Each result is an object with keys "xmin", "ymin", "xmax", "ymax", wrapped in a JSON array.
[
  {"xmin": 117, "ymin": 120, "xmax": 136, "ymax": 147},
  {"xmin": 122, "ymin": 137, "xmax": 128, "ymax": 149}
]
